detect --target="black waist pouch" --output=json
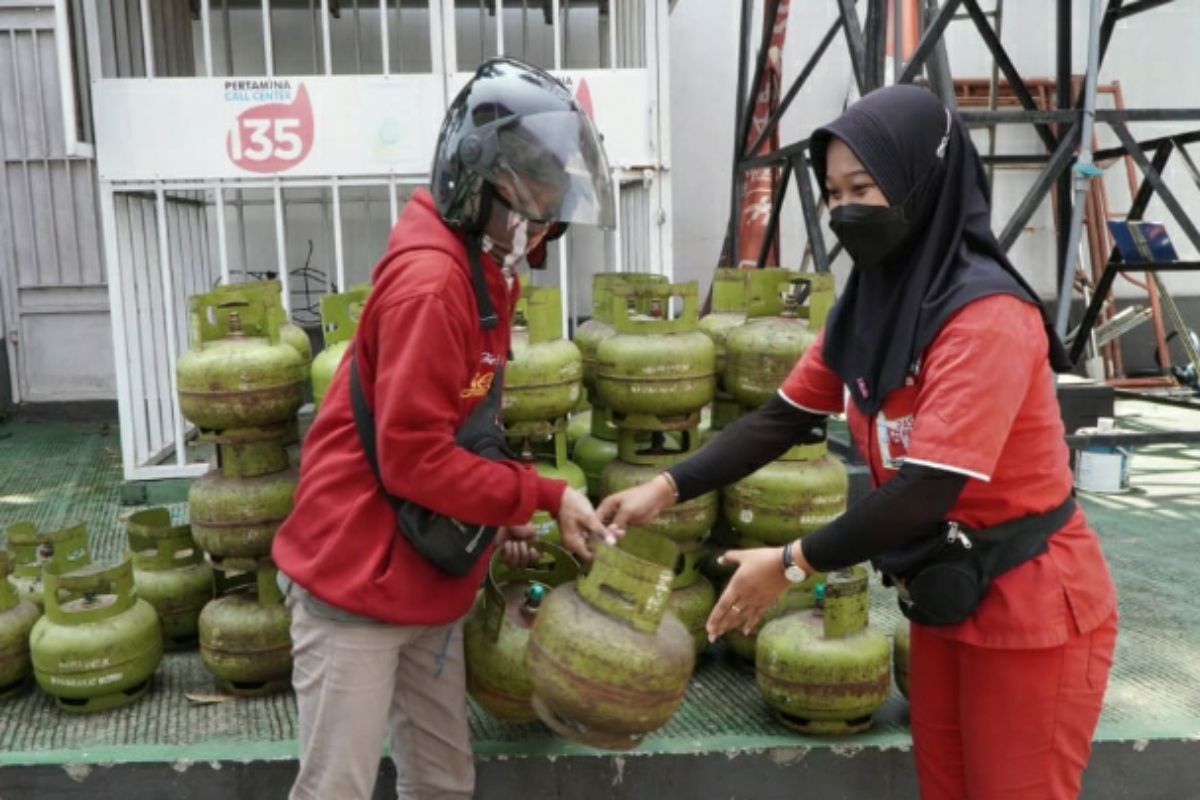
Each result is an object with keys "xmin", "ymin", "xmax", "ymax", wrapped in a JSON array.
[
  {"xmin": 873, "ymin": 495, "xmax": 1076, "ymax": 626},
  {"xmin": 349, "ymin": 351, "xmax": 513, "ymax": 578}
]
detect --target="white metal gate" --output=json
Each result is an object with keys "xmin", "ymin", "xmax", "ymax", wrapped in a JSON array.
[{"xmin": 81, "ymin": 0, "xmax": 673, "ymax": 480}]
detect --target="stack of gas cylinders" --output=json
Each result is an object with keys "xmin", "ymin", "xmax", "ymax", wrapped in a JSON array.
[
  {"xmin": 500, "ymin": 285, "xmax": 588, "ymax": 544},
  {"xmin": 460, "ymin": 268, "xmax": 899, "ymax": 747},
  {"xmin": 176, "ymin": 284, "xmax": 301, "ymax": 696}
]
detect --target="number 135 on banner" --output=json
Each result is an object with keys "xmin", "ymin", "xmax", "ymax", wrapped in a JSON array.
[{"xmin": 226, "ymin": 85, "xmax": 315, "ymax": 173}]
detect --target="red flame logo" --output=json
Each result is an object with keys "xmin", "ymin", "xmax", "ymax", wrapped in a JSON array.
[
  {"xmin": 575, "ymin": 78, "xmax": 595, "ymax": 120},
  {"xmin": 226, "ymin": 84, "xmax": 315, "ymax": 174}
]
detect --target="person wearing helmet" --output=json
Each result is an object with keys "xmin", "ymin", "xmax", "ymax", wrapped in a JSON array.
[{"xmin": 272, "ymin": 58, "xmax": 618, "ymax": 800}]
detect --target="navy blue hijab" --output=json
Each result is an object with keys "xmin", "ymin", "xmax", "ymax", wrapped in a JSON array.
[{"xmin": 812, "ymin": 85, "xmax": 1071, "ymax": 415}]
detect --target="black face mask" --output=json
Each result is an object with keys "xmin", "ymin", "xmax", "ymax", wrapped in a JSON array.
[
  {"xmin": 829, "ymin": 155, "xmax": 947, "ymax": 268},
  {"xmin": 829, "ymin": 204, "xmax": 908, "ymax": 267}
]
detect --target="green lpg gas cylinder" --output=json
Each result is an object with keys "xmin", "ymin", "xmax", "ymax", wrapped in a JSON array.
[
  {"xmin": 127, "ymin": 508, "xmax": 213, "ymax": 650},
  {"xmin": 600, "ymin": 428, "xmax": 717, "ymax": 557},
  {"xmin": 666, "ymin": 573, "xmax": 717, "ymax": 655},
  {"xmin": 311, "ymin": 285, "xmax": 370, "ymax": 411},
  {"xmin": 723, "ymin": 574, "xmax": 825, "ymax": 664},
  {"xmin": 574, "ymin": 273, "xmax": 668, "ymax": 395},
  {"xmin": 464, "ymin": 543, "xmax": 579, "ymax": 721},
  {"xmin": 527, "ymin": 531, "xmax": 695, "ymax": 750},
  {"xmin": 709, "ymin": 394, "xmax": 742, "ymax": 434},
  {"xmin": 205, "ymin": 424, "xmax": 291, "ymax": 479},
  {"xmin": 567, "ymin": 408, "xmax": 592, "ymax": 452},
  {"xmin": 573, "ymin": 405, "xmax": 620, "ymax": 501},
  {"xmin": 595, "ymin": 283, "xmax": 716, "ymax": 427},
  {"xmin": 210, "ymin": 279, "xmax": 311, "ymax": 377},
  {"xmin": 30, "ymin": 558, "xmax": 163, "ymax": 713},
  {"xmin": 725, "ymin": 272, "xmax": 834, "ymax": 409},
  {"xmin": 517, "ymin": 434, "xmax": 587, "ymax": 545},
  {"xmin": 699, "ymin": 268, "xmax": 748, "ymax": 385},
  {"xmin": 188, "ymin": 466, "xmax": 298, "ymax": 570},
  {"xmin": 723, "ymin": 440, "xmax": 847, "ymax": 548},
  {"xmin": 198, "ymin": 563, "xmax": 292, "ymax": 696},
  {"xmin": 504, "ymin": 286, "xmax": 583, "ymax": 430},
  {"xmin": 177, "ymin": 293, "xmax": 306, "ymax": 430},
  {"xmin": 0, "ymin": 551, "xmax": 40, "ymax": 699},
  {"xmin": 6, "ymin": 522, "xmax": 91, "ymax": 611},
  {"xmin": 756, "ymin": 567, "xmax": 890, "ymax": 735}
]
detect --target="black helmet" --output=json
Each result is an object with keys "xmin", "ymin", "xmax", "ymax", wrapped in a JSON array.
[{"xmin": 431, "ymin": 57, "xmax": 616, "ymax": 232}]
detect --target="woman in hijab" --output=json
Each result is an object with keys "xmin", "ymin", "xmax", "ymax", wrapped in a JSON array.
[{"xmin": 598, "ymin": 84, "xmax": 1118, "ymax": 799}]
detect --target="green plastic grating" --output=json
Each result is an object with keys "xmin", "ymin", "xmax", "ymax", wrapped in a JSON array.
[{"xmin": 1, "ymin": 402, "xmax": 1199, "ymax": 766}]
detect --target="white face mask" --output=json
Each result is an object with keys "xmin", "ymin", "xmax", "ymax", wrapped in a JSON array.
[{"xmin": 481, "ymin": 210, "xmax": 533, "ymax": 270}]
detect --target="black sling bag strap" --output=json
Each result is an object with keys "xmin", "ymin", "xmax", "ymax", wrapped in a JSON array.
[
  {"xmin": 875, "ymin": 494, "xmax": 1077, "ymax": 627},
  {"xmin": 347, "ymin": 234, "xmax": 512, "ymax": 577}
]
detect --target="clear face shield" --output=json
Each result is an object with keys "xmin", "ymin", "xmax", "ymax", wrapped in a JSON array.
[{"xmin": 474, "ymin": 110, "xmax": 616, "ymax": 230}]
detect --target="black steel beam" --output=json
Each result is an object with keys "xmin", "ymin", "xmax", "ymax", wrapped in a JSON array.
[
  {"xmin": 1095, "ymin": 0, "xmax": 1126, "ymax": 94},
  {"xmin": 725, "ymin": 0, "xmax": 755, "ymax": 267},
  {"xmin": 1093, "ymin": 128, "xmax": 1200, "ymax": 161},
  {"xmin": 744, "ymin": 17, "xmax": 843, "ymax": 159},
  {"xmin": 1069, "ymin": 262, "xmax": 1122, "ymax": 365},
  {"xmin": 1128, "ymin": 142, "xmax": 1175, "ymax": 219},
  {"xmin": 792, "ymin": 152, "xmax": 830, "ymax": 273},
  {"xmin": 1106, "ymin": 260, "xmax": 1200, "ymax": 272},
  {"xmin": 958, "ymin": 109, "xmax": 1200, "ymax": 124},
  {"xmin": 864, "ymin": 0, "xmax": 889, "ymax": 92},
  {"xmin": 922, "ymin": 0, "xmax": 958, "ymax": 107},
  {"xmin": 837, "ymin": 0, "xmax": 870, "ymax": 96},
  {"xmin": 963, "ymin": 0, "xmax": 1059, "ymax": 152},
  {"xmin": 739, "ymin": 114, "xmax": 1200, "ymax": 174},
  {"xmin": 740, "ymin": 137, "xmax": 811, "ymax": 172},
  {"xmin": 754, "ymin": 161, "xmax": 793, "ymax": 271},
  {"xmin": 729, "ymin": 116, "xmax": 1200, "ymax": 173},
  {"xmin": 1055, "ymin": 0, "xmax": 1074, "ymax": 300},
  {"xmin": 1175, "ymin": 138, "xmax": 1200, "ymax": 191},
  {"xmin": 981, "ymin": 153, "xmax": 1055, "ymax": 165},
  {"xmin": 997, "ymin": 121, "xmax": 1080, "ymax": 252},
  {"xmin": 737, "ymin": 0, "xmax": 782, "ymax": 160},
  {"xmin": 1118, "ymin": 0, "xmax": 1178, "ymax": 20},
  {"xmin": 898, "ymin": 0, "xmax": 962, "ymax": 84}
]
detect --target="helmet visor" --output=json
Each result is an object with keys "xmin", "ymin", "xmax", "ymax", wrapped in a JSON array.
[{"xmin": 479, "ymin": 110, "xmax": 616, "ymax": 229}]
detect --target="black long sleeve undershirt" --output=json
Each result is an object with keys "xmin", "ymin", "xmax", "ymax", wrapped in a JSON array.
[
  {"xmin": 668, "ymin": 394, "xmax": 826, "ymax": 501},
  {"xmin": 666, "ymin": 395, "xmax": 969, "ymax": 571},
  {"xmin": 799, "ymin": 462, "xmax": 967, "ymax": 571}
]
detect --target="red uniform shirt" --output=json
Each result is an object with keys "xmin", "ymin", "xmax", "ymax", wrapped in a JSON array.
[
  {"xmin": 781, "ymin": 294, "xmax": 1116, "ymax": 648},
  {"xmin": 273, "ymin": 189, "xmax": 566, "ymax": 626}
]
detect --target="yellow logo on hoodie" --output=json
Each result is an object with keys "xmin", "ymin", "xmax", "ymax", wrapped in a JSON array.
[{"xmin": 460, "ymin": 371, "xmax": 494, "ymax": 399}]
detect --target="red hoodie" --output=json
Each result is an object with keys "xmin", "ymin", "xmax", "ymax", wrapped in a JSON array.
[{"xmin": 272, "ymin": 189, "xmax": 566, "ymax": 625}]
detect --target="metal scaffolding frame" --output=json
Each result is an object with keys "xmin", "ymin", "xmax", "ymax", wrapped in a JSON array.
[{"xmin": 725, "ymin": 0, "xmax": 1200, "ymax": 378}]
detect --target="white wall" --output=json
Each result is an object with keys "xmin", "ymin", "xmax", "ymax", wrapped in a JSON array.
[{"xmin": 668, "ymin": 0, "xmax": 1200, "ymax": 301}]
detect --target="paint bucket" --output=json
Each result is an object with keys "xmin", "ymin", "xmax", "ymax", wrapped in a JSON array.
[{"xmin": 1073, "ymin": 418, "xmax": 1131, "ymax": 494}]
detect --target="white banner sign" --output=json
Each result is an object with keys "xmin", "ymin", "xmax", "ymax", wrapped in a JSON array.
[
  {"xmin": 94, "ymin": 70, "xmax": 657, "ymax": 182},
  {"xmin": 94, "ymin": 75, "xmax": 443, "ymax": 181}
]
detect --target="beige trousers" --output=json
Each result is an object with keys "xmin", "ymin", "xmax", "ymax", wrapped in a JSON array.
[{"xmin": 285, "ymin": 594, "xmax": 475, "ymax": 800}]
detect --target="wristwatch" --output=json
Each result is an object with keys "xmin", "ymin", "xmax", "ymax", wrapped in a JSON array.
[{"xmin": 781, "ymin": 540, "xmax": 808, "ymax": 583}]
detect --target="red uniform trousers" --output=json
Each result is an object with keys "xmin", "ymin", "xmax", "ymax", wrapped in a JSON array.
[{"xmin": 909, "ymin": 612, "xmax": 1118, "ymax": 800}]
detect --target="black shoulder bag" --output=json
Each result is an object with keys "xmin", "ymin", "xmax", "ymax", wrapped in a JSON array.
[
  {"xmin": 348, "ymin": 236, "xmax": 514, "ymax": 577},
  {"xmin": 872, "ymin": 494, "xmax": 1077, "ymax": 626}
]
